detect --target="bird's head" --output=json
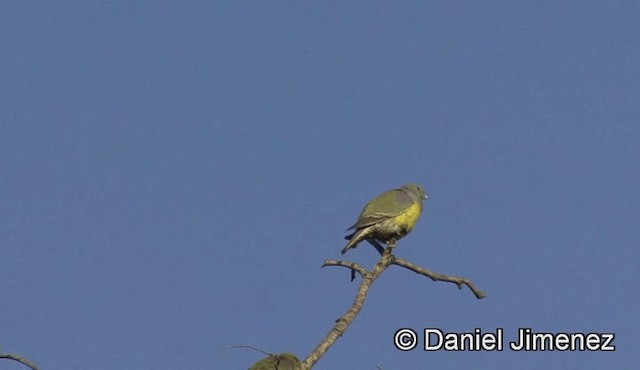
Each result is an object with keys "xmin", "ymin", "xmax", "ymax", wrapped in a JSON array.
[{"xmin": 401, "ymin": 183, "xmax": 428, "ymax": 200}]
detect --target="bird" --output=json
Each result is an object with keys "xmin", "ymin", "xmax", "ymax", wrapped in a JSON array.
[{"xmin": 341, "ymin": 183, "xmax": 428, "ymax": 255}]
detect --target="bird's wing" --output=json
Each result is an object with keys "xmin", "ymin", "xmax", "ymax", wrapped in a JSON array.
[{"xmin": 348, "ymin": 189, "xmax": 415, "ymax": 230}]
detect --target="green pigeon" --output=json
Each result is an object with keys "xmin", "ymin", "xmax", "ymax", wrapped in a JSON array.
[{"xmin": 342, "ymin": 183, "xmax": 428, "ymax": 254}]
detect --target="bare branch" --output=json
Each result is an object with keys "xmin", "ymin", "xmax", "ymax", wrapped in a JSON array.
[
  {"xmin": 0, "ymin": 353, "xmax": 39, "ymax": 370},
  {"xmin": 392, "ymin": 257, "xmax": 487, "ymax": 299},
  {"xmin": 322, "ymin": 260, "xmax": 367, "ymax": 279},
  {"xmin": 300, "ymin": 241, "xmax": 487, "ymax": 369},
  {"xmin": 301, "ymin": 242, "xmax": 397, "ymax": 369}
]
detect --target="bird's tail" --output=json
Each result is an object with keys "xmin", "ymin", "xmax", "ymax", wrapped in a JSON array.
[{"xmin": 341, "ymin": 229, "xmax": 364, "ymax": 254}]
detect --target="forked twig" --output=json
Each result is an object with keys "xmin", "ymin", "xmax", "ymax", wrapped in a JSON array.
[{"xmin": 300, "ymin": 243, "xmax": 486, "ymax": 369}]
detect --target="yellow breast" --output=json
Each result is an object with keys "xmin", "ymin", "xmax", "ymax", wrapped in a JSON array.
[{"xmin": 393, "ymin": 202, "xmax": 422, "ymax": 231}]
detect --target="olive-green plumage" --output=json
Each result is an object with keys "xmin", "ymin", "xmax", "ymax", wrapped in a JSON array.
[
  {"xmin": 248, "ymin": 353, "xmax": 300, "ymax": 370},
  {"xmin": 341, "ymin": 183, "xmax": 428, "ymax": 254}
]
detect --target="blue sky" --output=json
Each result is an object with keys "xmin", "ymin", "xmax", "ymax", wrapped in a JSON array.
[{"xmin": 2, "ymin": 2, "xmax": 638, "ymax": 369}]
